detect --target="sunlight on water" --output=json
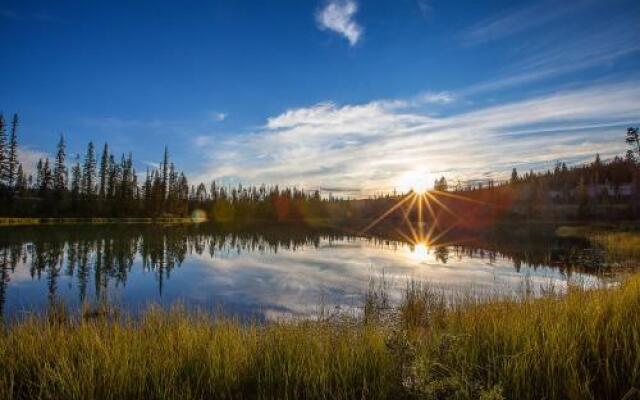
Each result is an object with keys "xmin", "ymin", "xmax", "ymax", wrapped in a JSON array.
[
  {"xmin": 0, "ymin": 224, "xmax": 631, "ymax": 320},
  {"xmin": 408, "ymin": 242, "xmax": 430, "ymax": 262}
]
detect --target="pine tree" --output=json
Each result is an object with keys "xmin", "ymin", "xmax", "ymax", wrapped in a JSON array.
[
  {"xmin": 7, "ymin": 114, "xmax": 18, "ymax": 188},
  {"xmin": 99, "ymin": 143, "xmax": 109, "ymax": 199},
  {"xmin": 14, "ymin": 164, "xmax": 26, "ymax": 195},
  {"xmin": 39, "ymin": 158, "xmax": 53, "ymax": 196},
  {"xmin": 510, "ymin": 168, "xmax": 519, "ymax": 185},
  {"xmin": 0, "ymin": 114, "xmax": 6, "ymax": 186},
  {"xmin": 82, "ymin": 142, "xmax": 96, "ymax": 197},
  {"xmin": 36, "ymin": 159, "xmax": 43, "ymax": 190},
  {"xmin": 625, "ymin": 150, "xmax": 637, "ymax": 165},
  {"xmin": 167, "ymin": 162, "xmax": 177, "ymax": 213},
  {"xmin": 107, "ymin": 154, "xmax": 118, "ymax": 199},
  {"xmin": 161, "ymin": 146, "xmax": 169, "ymax": 200},
  {"xmin": 53, "ymin": 134, "xmax": 67, "ymax": 196},
  {"xmin": 71, "ymin": 158, "xmax": 82, "ymax": 203}
]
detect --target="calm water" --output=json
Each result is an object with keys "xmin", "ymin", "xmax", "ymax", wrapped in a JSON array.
[{"xmin": 0, "ymin": 223, "xmax": 631, "ymax": 320}]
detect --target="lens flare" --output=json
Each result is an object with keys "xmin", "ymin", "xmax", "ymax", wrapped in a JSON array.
[
  {"xmin": 359, "ymin": 174, "xmax": 487, "ymax": 254},
  {"xmin": 190, "ymin": 209, "xmax": 208, "ymax": 222}
]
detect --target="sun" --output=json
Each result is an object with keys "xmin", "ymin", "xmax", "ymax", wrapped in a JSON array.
[{"xmin": 397, "ymin": 170, "xmax": 431, "ymax": 194}]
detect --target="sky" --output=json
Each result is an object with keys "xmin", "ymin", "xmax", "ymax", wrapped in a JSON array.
[{"xmin": 1, "ymin": 0, "xmax": 639, "ymax": 196}]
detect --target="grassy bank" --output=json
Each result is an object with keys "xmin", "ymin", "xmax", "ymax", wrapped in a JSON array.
[
  {"xmin": 1, "ymin": 276, "xmax": 639, "ymax": 399},
  {"xmin": 556, "ymin": 225, "xmax": 640, "ymax": 259}
]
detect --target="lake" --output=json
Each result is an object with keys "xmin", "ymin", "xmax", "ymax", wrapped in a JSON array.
[{"xmin": 0, "ymin": 223, "xmax": 633, "ymax": 320}]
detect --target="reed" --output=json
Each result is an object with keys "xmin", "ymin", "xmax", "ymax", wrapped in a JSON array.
[{"xmin": 1, "ymin": 275, "xmax": 639, "ymax": 399}]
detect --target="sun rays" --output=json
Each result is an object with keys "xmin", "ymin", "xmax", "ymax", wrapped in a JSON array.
[{"xmin": 359, "ymin": 187, "xmax": 480, "ymax": 258}]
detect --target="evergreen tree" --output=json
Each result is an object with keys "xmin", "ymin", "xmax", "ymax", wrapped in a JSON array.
[
  {"xmin": 510, "ymin": 168, "xmax": 519, "ymax": 185},
  {"xmin": 143, "ymin": 168, "xmax": 152, "ymax": 208},
  {"xmin": 162, "ymin": 146, "xmax": 169, "ymax": 200},
  {"xmin": 626, "ymin": 127, "xmax": 640, "ymax": 157},
  {"xmin": 434, "ymin": 176, "xmax": 448, "ymax": 191},
  {"xmin": 107, "ymin": 154, "xmax": 118, "ymax": 199},
  {"xmin": 71, "ymin": 158, "xmax": 82, "ymax": 206},
  {"xmin": 14, "ymin": 164, "xmax": 26, "ymax": 195},
  {"xmin": 7, "ymin": 114, "xmax": 18, "ymax": 188},
  {"xmin": 99, "ymin": 143, "xmax": 110, "ymax": 199},
  {"xmin": 36, "ymin": 159, "xmax": 43, "ymax": 190},
  {"xmin": 53, "ymin": 134, "xmax": 67, "ymax": 196},
  {"xmin": 39, "ymin": 158, "xmax": 53, "ymax": 196},
  {"xmin": 82, "ymin": 142, "xmax": 97, "ymax": 197},
  {"xmin": 625, "ymin": 150, "xmax": 637, "ymax": 165},
  {"xmin": 0, "ymin": 114, "xmax": 6, "ymax": 186}
]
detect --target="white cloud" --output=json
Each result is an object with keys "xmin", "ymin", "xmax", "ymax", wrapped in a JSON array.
[
  {"xmin": 316, "ymin": 0, "xmax": 363, "ymax": 46},
  {"xmin": 192, "ymin": 81, "xmax": 640, "ymax": 196},
  {"xmin": 210, "ymin": 112, "xmax": 227, "ymax": 122},
  {"xmin": 17, "ymin": 147, "xmax": 50, "ymax": 177}
]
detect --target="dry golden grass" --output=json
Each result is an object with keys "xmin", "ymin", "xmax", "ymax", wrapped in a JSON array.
[{"xmin": 1, "ymin": 275, "xmax": 639, "ymax": 399}]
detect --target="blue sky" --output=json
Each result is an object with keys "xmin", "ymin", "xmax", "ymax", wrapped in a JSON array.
[{"xmin": 1, "ymin": 0, "xmax": 639, "ymax": 195}]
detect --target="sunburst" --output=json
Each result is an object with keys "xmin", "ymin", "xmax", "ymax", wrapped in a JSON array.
[{"xmin": 359, "ymin": 182, "xmax": 483, "ymax": 255}]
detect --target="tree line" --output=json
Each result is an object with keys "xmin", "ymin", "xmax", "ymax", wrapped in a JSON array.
[
  {"xmin": 1, "ymin": 113, "xmax": 638, "ymax": 221},
  {"xmin": 0, "ymin": 113, "xmax": 335, "ymax": 220}
]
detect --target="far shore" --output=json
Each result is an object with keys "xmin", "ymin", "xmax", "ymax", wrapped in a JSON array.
[
  {"xmin": 2, "ymin": 216, "xmax": 640, "ymax": 229},
  {"xmin": 0, "ymin": 217, "xmax": 205, "ymax": 227}
]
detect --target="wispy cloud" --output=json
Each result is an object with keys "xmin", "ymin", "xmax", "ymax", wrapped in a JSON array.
[
  {"xmin": 210, "ymin": 112, "xmax": 227, "ymax": 122},
  {"xmin": 192, "ymin": 81, "xmax": 640, "ymax": 195},
  {"xmin": 460, "ymin": 1, "xmax": 590, "ymax": 46},
  {"xmin": 316, "ymin": 0, "xmax": 363, "ymax": 46},
  {"xmin": 459, "ymin": 16, "xmax": 640, "ymax": 96}
]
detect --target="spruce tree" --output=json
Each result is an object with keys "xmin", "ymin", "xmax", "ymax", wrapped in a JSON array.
[
  {"xmin": 144, "ymin": 168, "xmax": 152, "ymax": 211},
  {"xmin": 0, "ymin": 114, "xmax": 6, "ymax": 186},
  {"xmin": 14, "ymin": 164, "xmax": 26, "ymax": 195},
  {"xmin": 53, "ymin": 134, "xmax": 67, "ymax": 196},
  {"xmin": 40, "ymin": 158, "xmax": 53, "ymax": 196},
  {"xmin": 107, "ymin": 154, "xmax": 118, "ymax": 199},
  {"xmin": 71, "ymin": 158, "xmax": 82, "ymax": 204},
  {"xmin": 510, "ymin": 168, "xmax": 519, "ymax": 185},
  {"xmin": 7, "ymin": 114, "xmax": 18, "ymax": 188},
  {"xmin": 161, "ymin": 146, "xmax": 169, "ymax": 200},
  {"xmin": 99, "ymin": 143, "xmax": 109, "ymax": 199},
  {"xmin": 36, "ymin": 159, "xmax": 43, "ymax": 190},
  {"xmin": 82, "ymin": 142, "xmax": 96, "ymax": 197}
]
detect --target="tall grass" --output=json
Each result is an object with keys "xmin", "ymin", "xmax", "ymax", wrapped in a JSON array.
[
  {"xmin": 1, "ymin": 276, "xmax": 639, "ymax": 399},
  {"xmin": 556, "ymin": 225, "xmax": 640, "ymax": 260}
]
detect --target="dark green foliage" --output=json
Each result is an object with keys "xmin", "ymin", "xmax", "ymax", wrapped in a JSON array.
[
  {"xmin": 0, "ymin": 114, "xmax": 6, "ymax": 186},
  {"xmin": 0, "ymin": 118, "xmax": 638, "ymax": 222},
  {"xmin": 54, "ymin": 134, "xmax": 67, "ymax": 196},
  {"xmin": 98, "ymin": 142, "xmax": 109, "ymax": 199},
  {"xmin": 82, "ymin": 141, "xmax": 96, "ymax": 198},
  {"xmin": 6, "ymin": 114, "xmax": 18, "ymax": 188}
]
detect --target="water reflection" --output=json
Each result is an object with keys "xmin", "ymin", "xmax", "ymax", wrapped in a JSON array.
[{"xmin": 0, "ymin": 223, "xmax": 630, "ymax": 320}]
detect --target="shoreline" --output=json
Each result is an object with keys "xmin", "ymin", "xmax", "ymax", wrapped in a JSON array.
[
  {"xmin": 1, "ymin": 274, "xmax": 638, "ymax": 399},
  {"xmin": 0, "ymin": 217, "xmax": 208, "ymax": 227},
  {"xmin": 2, "ymin": 215, "xmax": 639, "ymax": 228}
]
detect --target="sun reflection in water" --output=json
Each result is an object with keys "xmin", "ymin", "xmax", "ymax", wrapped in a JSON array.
[
  {"xmin": 359, "ymin": 171, "xmax": 489, "ymax": 255},
  {"xmin": 409, "ymin": 242, "xmax": 430, "ymax": 262}
]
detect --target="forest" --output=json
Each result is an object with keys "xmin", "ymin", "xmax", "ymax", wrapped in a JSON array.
[{"xmin": 1, "ymin": 113, "xmax": 639, "ymax": 222}]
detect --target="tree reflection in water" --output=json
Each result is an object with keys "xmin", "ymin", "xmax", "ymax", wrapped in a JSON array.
[{"xmin": 0, "ymin": 223, "xmax": 628, "ymax": 318}]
